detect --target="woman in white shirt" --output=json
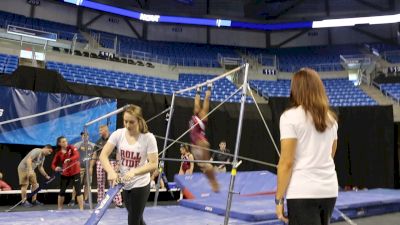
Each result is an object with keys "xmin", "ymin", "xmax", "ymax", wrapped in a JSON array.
[
  {"xmin": 100, "ymin": 105, "xmax": 158, "ymax": 225},
  {"xmin": 275, "ymin": 68, "xmax": 338, "ymax": 225}
]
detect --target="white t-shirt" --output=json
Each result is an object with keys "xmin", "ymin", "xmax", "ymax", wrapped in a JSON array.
[
  {"xmin": 280, "ymin": 106, "xmax": 338, "ymax": 199},
  {"xmin": 108, "ymin": 128, "xmax": 158, "ymax": 190}
]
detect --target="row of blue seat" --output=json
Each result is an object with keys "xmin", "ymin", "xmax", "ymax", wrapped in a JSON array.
[
  {"xmin": 380, "ymin": 83, "xmax": 400, "ymax": 102},
  {"xmin": 366, "ymin": 43, "xmax": 400, "ymax": 64},
  {"xmin": 250, "ymin": 79, "xmax": 377, "ymax": 107},
  {"xmin": 47, "ymin": 61, "xmax": 252, "ymax": 103},
  {"xmin": 0, "ymin": 54, "xmax": 19, "ymax": 74},
  {"xmin": 89, "ymin": 29, "xmax": 240, "ymax": 68},
  {"xmin": 247, "ymin": 44, "xmax": 361, "ymax": 71}
]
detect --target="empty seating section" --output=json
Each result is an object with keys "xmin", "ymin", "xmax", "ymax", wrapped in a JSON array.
[
  {"xmin": 46, "ymin": 61, "xmax": 177, "ymax": 95},
  {"xmin": 247, "ymin": 45, "xmax": 361, "ymax": 72},
  {"xmin": 46, "ymin": 61, "xmax": 250, "ymax": 103},
  {"xmin": 90, "ymin": 30, "xmax": 239, "ymax": 67},
  {"xmin": 249, "ymin": 79, "xmax": 377, "ymax": 107},
  {"xmin": 0, "ymin": 10, "xmax": 86, "ymax": 43},
  {"xmin": 380, "ymin": 83, "xmax": 400, "ymax": 103},
  {"xmin": 250, "ymin": 79, "xmax": 291, "ymax": 98},
  {"xmin": 0, "ymin": 53, "xmax": 18, "ymax": 74},
  {"xmin": 367, "ymin": 43, "xmax": 400, "ymax": 64}
]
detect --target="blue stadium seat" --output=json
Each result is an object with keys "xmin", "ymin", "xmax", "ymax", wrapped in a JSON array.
[{"xmin": 249, "ymin": 78, "xmax": 376, "ymax": 107}]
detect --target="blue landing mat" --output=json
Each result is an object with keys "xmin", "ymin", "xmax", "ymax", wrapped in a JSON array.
[
  {"xmin": 174, "ymin": 171, "xmax": 277, "ymax": 199},
  {"xmin": 179, "ymin": 188, "xmax": 400, "ymax": 222},
  {"xmin": 0, "ymin": 206, "xmax": 282, "ymax": 225}
]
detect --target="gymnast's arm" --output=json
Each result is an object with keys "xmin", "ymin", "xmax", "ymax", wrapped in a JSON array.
[
  {"xmin": 187, "ymin": 154, "xmax": 194, "ymax": 174},
  {"xmin": 331, "ymin": 140, "xmax": 338, "ymax": 158},
  {"xmin": 26, "ymin": 156, "xmax": 33, "ymax": 174},
  {"xmin": 38, "ymin": 161, "xmax": 50, "ymax": 180},
  {"xmin": 276, "ymin": 138, "xmax": 297, "ymax": 201},
  {"xmin": 128, "ymin": 152, "xmax": 158, "ymax": 177},
  {"xmin": 178, "ymin": 161, "xmax": 184, "ymax": 175}
]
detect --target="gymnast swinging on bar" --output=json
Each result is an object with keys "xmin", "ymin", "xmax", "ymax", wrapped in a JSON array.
[{"xmin": 189, "ymin": 83, "xmax": 219, "ymax": 192}]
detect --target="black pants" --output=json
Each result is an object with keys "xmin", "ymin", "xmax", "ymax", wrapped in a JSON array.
[
  {"xmin": 287, "ymin": 198, "xmax": 336, "ymax": 225},
  {"xmin": 123, "ymin": 183, "xmax": 150, "ymax": 225},
  {"xmin": 59, "ymin": 174, "xmax": 82, "ymax": 197}
]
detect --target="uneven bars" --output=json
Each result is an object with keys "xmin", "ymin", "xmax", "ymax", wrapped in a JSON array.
[
  {"xmin": 154, "ymin": 135, "xmax": 277, "ymax": 168},
  {"xmin": 157, "ymin": 86, "xmax": 243, "ymax": 157},
  {"xmin": 247, "ymin": 85, "xmax": 281, "ymax": 157},
  {"xmin": 146, "ymin": 107, "xmax": 171, "ymax": 123},
  {"xmin": 175, "ymin": 65, "xmax": 245, "ymax": 94},
  {"xmin": 0, "ymin": 97, "xmax": 101, "ymax": 126},
  {"xmin": 224, "ymin": 63, "xmax": 249, "ymax": 225},
  {"xmin": 160, "ymin": 158, "xmax": 232, "ymax": 165},
  {"xmin": 85, "ymin": 104, "xmax": 131, "ymax": 127}
]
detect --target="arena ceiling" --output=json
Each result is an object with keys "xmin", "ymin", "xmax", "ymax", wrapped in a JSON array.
[{"xmin": 66, "ymin": 0, "xmax": 397, "ymax": 22}]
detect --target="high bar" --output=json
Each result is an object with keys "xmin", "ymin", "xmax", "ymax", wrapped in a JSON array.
[{"xmin": 175, "ymin": 64, "xmax": 246, "ymax": 94}]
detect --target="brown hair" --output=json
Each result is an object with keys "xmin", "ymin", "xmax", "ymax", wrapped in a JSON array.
[
  {"xmin": 56, "ymin": 136, "xmax": 66, "ymax": 149},
  {"xmin": 124, "ymin": 105, "xmax": 148, "ymax": 133},
  {"xmin": 289, "ymin": 68, "xmax": 337, "ymax": 132},
  {"xmin": 180, "ymin": 144, "xmax": 190, "ymax": 153},
  {"xmin": 99, "ymin": 124, "xmax": 108, "ymax": 129}
]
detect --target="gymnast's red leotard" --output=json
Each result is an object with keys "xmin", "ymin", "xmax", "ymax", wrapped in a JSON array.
[
  {"xmin": 189, "ymin": 115, "xmax": 207, "ymax": 144},
  {"xmin": 181, "ymin": 154, "xmax": 191, "ymax": 173}
]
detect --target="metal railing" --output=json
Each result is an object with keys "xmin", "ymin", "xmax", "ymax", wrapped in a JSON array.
[
  {"xmin": 117, "ymin": 48, "xmax": 220, "ymax": 68},
  {"xmin": 1, "ymin": 20, "xmax": 85, "ymax": 43},
  {"xmin": 340, "ymin": 54, "xmax": 371, "ymax": 65}
]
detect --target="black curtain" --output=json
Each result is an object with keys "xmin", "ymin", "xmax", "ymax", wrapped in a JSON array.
[
  {"xmin": 373, "ymin": 74, "xmax": 400, "ymax": 84},
  {"xmin": 269, "ymin": 98, "xmax": 397, "ymax": 188}
]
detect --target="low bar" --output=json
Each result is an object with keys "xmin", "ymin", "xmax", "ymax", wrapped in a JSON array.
[
  {"xmin": 160, "ymin": 158, "xmax": 232, "ymax": 165},
  {"xmin": 85, "ymin": 105, "xmax": 130, "ymax": 127}
]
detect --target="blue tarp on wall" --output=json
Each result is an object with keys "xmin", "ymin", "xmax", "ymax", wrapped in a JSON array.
[{"xmin": 0, "ymin": 86, "xmax": 117, "ymax": 145}]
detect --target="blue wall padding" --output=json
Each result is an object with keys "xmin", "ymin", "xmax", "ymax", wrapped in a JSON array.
[{"xmin": 0, "ymin": 86, "xmax": 117, "ymax": 145}]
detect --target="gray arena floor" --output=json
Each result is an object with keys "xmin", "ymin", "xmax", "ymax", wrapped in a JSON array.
[{"xmin": 0, "ymin": 203, "xmax": 399, "ymax": 225}]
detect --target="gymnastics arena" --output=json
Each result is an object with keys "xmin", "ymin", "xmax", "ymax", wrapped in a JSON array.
[{"xmin": 0, "ymin": 0, "xmax": 400, "ymax": 224}]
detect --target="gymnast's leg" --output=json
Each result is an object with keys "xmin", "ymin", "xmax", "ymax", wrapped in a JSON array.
[{"xmin": 192, "ymin": 139, "xmax": 219, "ymax": 192}]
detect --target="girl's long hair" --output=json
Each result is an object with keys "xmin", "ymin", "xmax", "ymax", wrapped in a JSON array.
[{"xmin": 289, "ymin": 68, "xmax": 337, "ymax": 132}]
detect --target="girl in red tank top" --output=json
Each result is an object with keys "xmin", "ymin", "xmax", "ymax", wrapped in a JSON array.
[{"xmin": 179, "ymin": 144, "xmax": 193, "ymax": 175}]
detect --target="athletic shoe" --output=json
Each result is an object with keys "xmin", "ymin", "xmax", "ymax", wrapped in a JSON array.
[
  {"xmin": 207, "ymin": 82, "xmax": 213, "ymax": 91},
  {"xmin": 32, "ymin": 200, "xmax": 44, "ymax": 206},
  {"xmin": 21, "ymin": 201, "xmax": 33, "ymax": 207},
  {"xmin": 196, "ymin": 86, "xmax": 202, "ymax": 94},
  {"xmin": 67, "ymin": 200, "xmax": 76, "ymax": 207}
]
